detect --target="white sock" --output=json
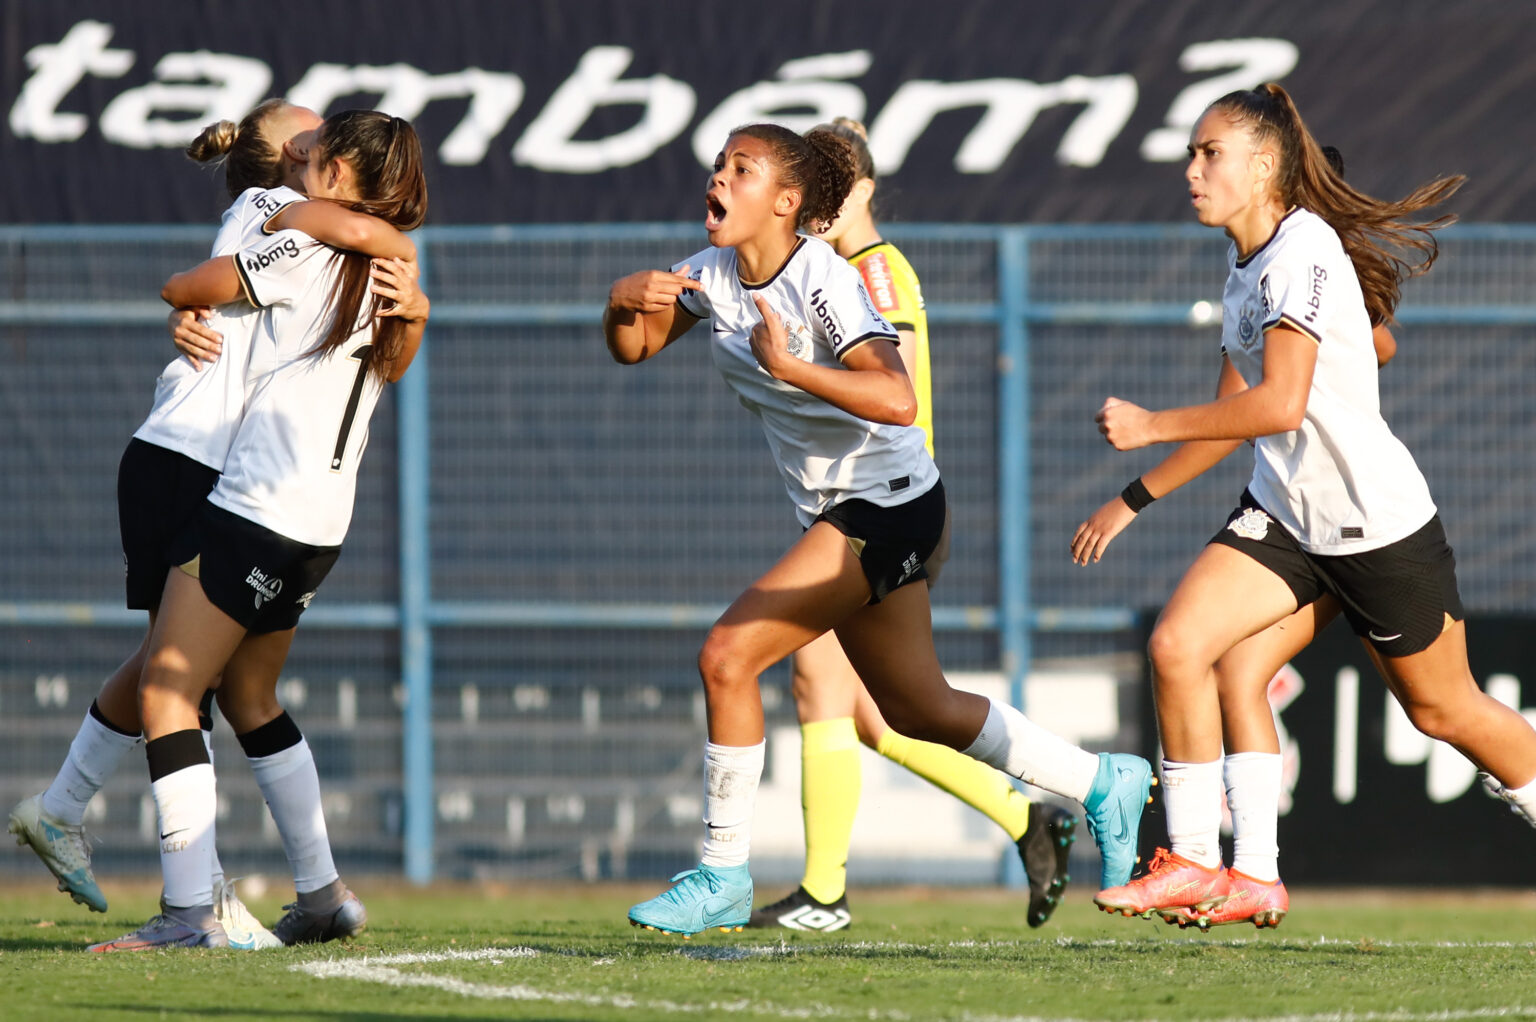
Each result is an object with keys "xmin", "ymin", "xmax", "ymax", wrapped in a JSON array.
[
  {"xmin": 699, "ymin": 740, "xmax": 765, "ymax": 869},
  {"xmin": 152, "ymin": 763, "xmax": 218, "ymax": 908},
  {"xmin": 1224, "ymin": 752, "xmax": 1281, "ymax": 881},
  {"xmin": 961, "ymin": 697, "xmax": 1100, "ymax": 803},
  {"xmin": 247, "ymin": 739, "xmax": 338, "ymax": 894},
  {"xmin": 201, "ymin": 727, "xmax": 225, "ymax": 891},
  {"xmin": 41, "ymin": 709, "xmax": 141, "ymax": 825},
  {"xmin": 1161, "ymin": 759, "xmax": 1224, "ymax": 868},
  {"xmin": 1498, "ymin": 775, "xmax": 1536, "ymax": 829}
]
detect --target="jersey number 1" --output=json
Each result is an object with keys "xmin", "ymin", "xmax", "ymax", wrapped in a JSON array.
[{"xmin": 331, "ymin": 343, "xmax": 373, "ymax": 472}]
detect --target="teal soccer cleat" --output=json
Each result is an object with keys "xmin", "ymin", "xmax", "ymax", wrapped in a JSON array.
[
  {"xmin": 628, "ymin": 863, "xmax": 753, "ymax": 937},
  {"xmin": 9, "ymin": 794, "xmax": 107, "ymax": 913},
  {"xmin": 1083, "ymin": 753, "xmax": 1155, "ymax": 890}
]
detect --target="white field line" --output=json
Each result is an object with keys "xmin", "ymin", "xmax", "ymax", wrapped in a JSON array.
[{"xmin": 290, "ymin": 943, "xmax": 1536, "ymax": 1022}]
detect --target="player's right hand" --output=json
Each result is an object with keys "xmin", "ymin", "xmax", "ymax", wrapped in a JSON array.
[
  {"xmin": 170, "ymin": 307, "xmax": 222, "ymax": 370},
  {"xmin": 1070, "ymin": 493, "xmax": 1140, "ymax": 565},
  {"xmin": 607, "ymin": 266, "xmax": 702, "ymax": 313}
]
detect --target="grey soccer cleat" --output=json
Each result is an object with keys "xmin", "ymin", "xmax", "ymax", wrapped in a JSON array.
[{"xmin": 273, "ymin": 885, "xmax": 367, "ymax": 945}]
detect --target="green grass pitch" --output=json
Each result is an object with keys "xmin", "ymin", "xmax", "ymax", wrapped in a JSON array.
[{"xmin": 5, "ymin": 881, "xmax": 1535, "ymax": 1021}]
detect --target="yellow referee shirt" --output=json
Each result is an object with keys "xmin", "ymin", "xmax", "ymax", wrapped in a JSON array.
[{"xmin": 847, "ymin": 241, "xmax": 932, "ymax": 456}]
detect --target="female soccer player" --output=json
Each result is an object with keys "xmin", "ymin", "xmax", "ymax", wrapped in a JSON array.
[
  {"xmin": 1071, "ymin": 143, "xmax": 1397, "ymax": 930},
  {"xmin": 1086, "ymin": 84, "xmax": 1536, "ymax": 923},
  {"xmin": 605, "ymin": 122, "xmax": 1152, "ymax": 937},
  {"xmin": 88, "ymin": 109, "xmax": 429, "ymax": 952},
  {"xmin": 9, "ymin": 99, "xmax": 414, "ymax": 949},
  {"xmin": 749, "ymin": 118, "xmax": 1075, "ymax": 934}
]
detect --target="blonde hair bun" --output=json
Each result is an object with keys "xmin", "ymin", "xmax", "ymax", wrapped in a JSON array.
[
  {"xmin": 831, "ymin": 116, "xmax": 869, "ymax": 141},
  {"xmin": 186, "ymin": 120, "xmax": 239, "ymax": 163}
]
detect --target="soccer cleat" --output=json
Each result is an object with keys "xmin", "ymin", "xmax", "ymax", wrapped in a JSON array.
[
  {"xmin": 628, "ymin": 863, "xmax": 753, "ymax": 937},
  {"xmin": 1158, "ymin": 868, "xmax": 1288, "ymax": 930},
  {"xmin": 1082, "ymin": 752, "xmax": 1156, "ymax": 890},
  {"xmin": 272, "ymin": 886, "xmax": 368, "ymax": 945},
  {"xmin": 1017, "ymin": 805, "xmax": 1076, "ymax": 928},
  {"xmin": 8, "ymin": 794, "xmax": 107, "ymax": 913},
  {"xmin": 1094, "ymin": 847, "xmax": 1230, "ymax": 919},
  {"xmin": 747, "ymin": 886, "xmax": 851, "ymax": 932},
  {"xmin": 87, "ymin": 904, "xmax": 228, "ymax": 952},
  {"xmin": 214, "ymin": 878, "xmax": 282, "ymax": 950}
]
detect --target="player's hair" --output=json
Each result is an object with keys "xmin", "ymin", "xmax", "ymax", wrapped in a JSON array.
[
  {"xmin": 1208, "ymin": 84, "xmax": 1463, "ymax": 325},
  {"xmin": 309, "ymin": 110, "xmax": 429, "ymax": 381},
  {"xmin": 186, "ymin": 98, "xmax": 291, "ymax": 199},
  {"xmin": 820, "ymin": 117, "xmax": 883, "ymax": 221},
  {"xmin": 1320, "ymin": 145, "xmax": 1345, "ymax": 178},
  {"xmin": 730, "ymin": 123, "xmax": 858, "ymax": 234}
]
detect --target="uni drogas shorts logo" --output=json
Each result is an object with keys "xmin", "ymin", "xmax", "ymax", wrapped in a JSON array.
[
  {"xmin": 1227, "ymin": 507, "xmax": 1273, "ymax": 541},
  {"xmin": 245, "ymin": 566, "xmax": 284, "ymax": 609}
]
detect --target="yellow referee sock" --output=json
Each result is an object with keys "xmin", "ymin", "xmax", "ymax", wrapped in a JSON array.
[
  {"xmin": 876, "ymin": 729, "xmax": 1032, "ymax": 841},
  {"xmin": 799, "ymin": 718, "xmax": 861, "ymax": 904}
]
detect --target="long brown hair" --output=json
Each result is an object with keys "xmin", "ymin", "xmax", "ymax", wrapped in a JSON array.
[
  {"xmin": 1208, "ymin": 84, "xmax": 1463, "ymax": 325},
  {"xmin": 730, "ymin": 123, "xmax": 859, "ymax": 234},
  {"xmin": 309, "ymin": 110, "xmax": 428, "ymax": 381},
  {"xmin": 185, "ymin": 98, "xmax": 291, "ymax": 198}
]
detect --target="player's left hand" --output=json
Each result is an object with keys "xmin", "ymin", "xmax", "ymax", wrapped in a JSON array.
[
  {"xmin": 749, "ymin": 294, "xmax": 793, "ymax": 379},
  {"xmin": 170, "ymin": 307, "xmax": 222, "ymax": 370},
  {"xmin": 372, "ymin": 257, "xmax": 429, "ymax": 322},
  {"xmin": 1071, "ymin": 494, "xmax": 1139, "ymax": 565},
  {"xmin": 1096, "ymin": 396, "xmax": 1155, "ymax": 450}
]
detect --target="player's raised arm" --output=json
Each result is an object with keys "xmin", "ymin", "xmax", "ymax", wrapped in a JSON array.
[
  {"xmin": 269, "ymin": 200, "xmax": 417, "ymax": 261},
  {"xmin": 603, "ymin": 266, "xmax": 701, "ymax": 363}
]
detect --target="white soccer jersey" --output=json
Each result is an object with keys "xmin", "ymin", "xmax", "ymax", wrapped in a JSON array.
[
  {"xmin": 133, "ymin": 186, "xmax": 304, "ymax": 470},
  {"xmin": 208, "ymin": 229, "xmax": 385, "ymax": 547},
  {"xmin": 1220, "ymin": 207, "xmax": 1436, "ymax": 554},
  {"xmin": 674, "ymin": 236, "xmax": 938, "ymax": 527}
]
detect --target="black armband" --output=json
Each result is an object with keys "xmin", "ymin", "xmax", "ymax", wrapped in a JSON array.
[{"xmin": 1120, "ymin": 478, "xmax": 1156, "ymax": 514}]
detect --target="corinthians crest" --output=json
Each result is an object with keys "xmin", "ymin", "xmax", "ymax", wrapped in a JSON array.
[
  {"xmin": 1227, "ymin": 507, "xmax": 1273, "ymax": 540},
  {"xmin": 1237, "ymin": 293, "xmax": 1262, "ymax": 349},
  {"xmin": 784, "ymin": 321, "xmax": 813, "ymax": 361}
]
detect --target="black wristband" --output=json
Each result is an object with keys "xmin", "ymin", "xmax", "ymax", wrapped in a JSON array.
[{"xmin": 1120, "ymin": 478, "xmax": 1156, "ymax": 513}]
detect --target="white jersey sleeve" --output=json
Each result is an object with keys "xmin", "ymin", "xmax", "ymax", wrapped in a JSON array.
[
  {"xmin": 1257, "ymin": 243, "xmax": 1331, "ymax": 344},
  {"xmin": 805, "ymin": 256, "xmax": 898, "ymax": 360},
  {"xmin": 234, "ymin": 229, "xmax": 319, "ymax": 309},
  {"xmin": 211, "ymin": 186, "xmax": 302, "ymax": 256},
  {"xmin": 671, "ymin": 251, "xmax": 712, "ymax": 320},
  {"xmin": 132, "ymin": 186, "xmax": 305, "ymax": 472}
]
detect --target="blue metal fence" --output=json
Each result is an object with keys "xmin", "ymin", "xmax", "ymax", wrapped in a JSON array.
[{"xmin": 2, "ymin": 222, "xmax": 1532, "ymax": 883}]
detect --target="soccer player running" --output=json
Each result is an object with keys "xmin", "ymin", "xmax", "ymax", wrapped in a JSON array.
[
  {"xmin": 88, "ymin": 110, "xmax": 429, "ymax": 951},
  {"xmin": 1087, "ymin": 84, "xmax": 1536, "ymax": 924},
  {"xmin": 8, "ymin": 99, "xmax": 416, "ymax": 949},
  {"xmin": 1070, "ymin": 144, "xmax": 1396, "ymax": 930},
  {"xmin": 605, "ymin": 122, "xmax": 1152, "ymax": 938},
  {"xmin": 748, "ymin": 118, "xmax": 1075, "ymax": 934}
]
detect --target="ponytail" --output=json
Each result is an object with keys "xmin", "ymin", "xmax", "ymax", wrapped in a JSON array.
[
  {"xmin": 308, "ymin": 111, "xmax": 429, "ymax": 382},
  {"xmin": 1210, "ymin": 84, "xmax": 1463, "ymax": 324}
]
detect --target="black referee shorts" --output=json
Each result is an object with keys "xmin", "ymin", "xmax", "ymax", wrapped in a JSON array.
[
  {"xmin": 117, "ymin": 438, "xmax": 219, "ymax": 611},
  {"xmin": 1208, "ymin": 490, "xmax": 1463, "ymax": 658}
]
